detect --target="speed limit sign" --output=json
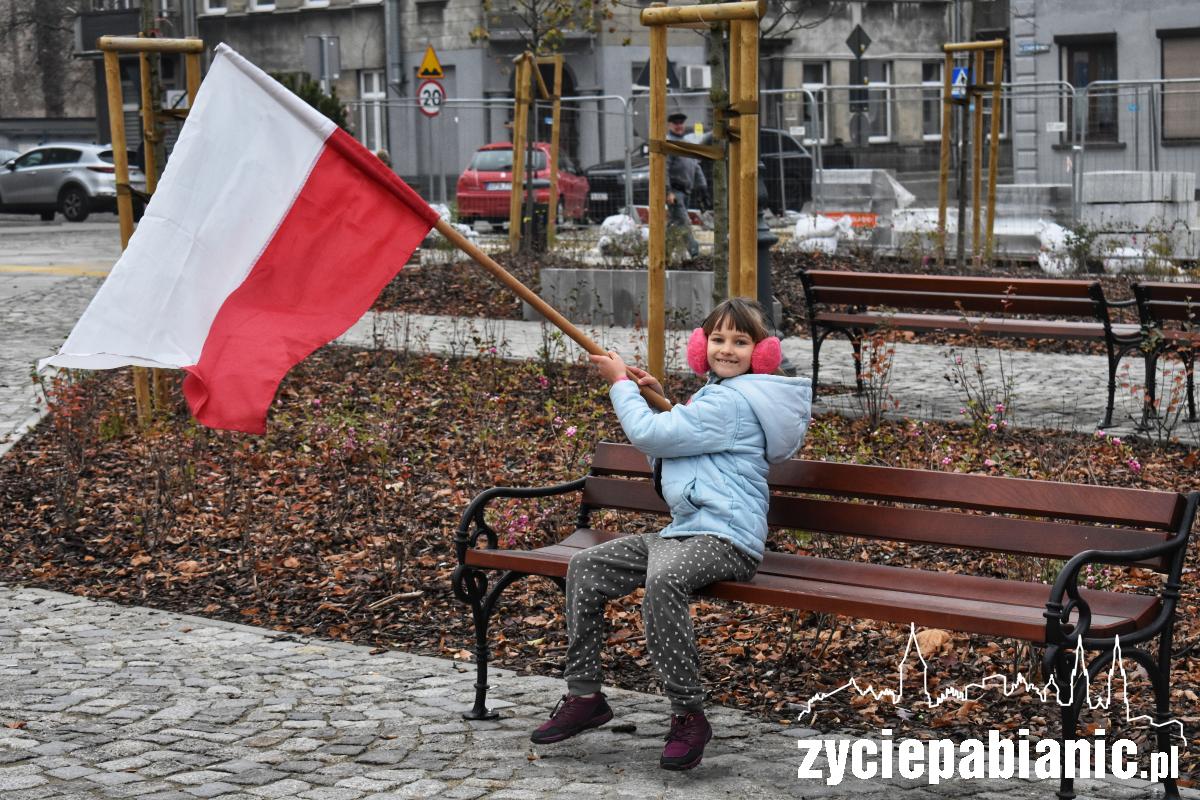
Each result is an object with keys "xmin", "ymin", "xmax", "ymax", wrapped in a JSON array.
[{"xmin": 418, "ymin": 79, "xmax": 444, "ymax": 117}]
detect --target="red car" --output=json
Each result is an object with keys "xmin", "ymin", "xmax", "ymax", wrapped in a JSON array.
[{"xmin": 455, "ymin": 142, "xmax": 589, "ymax": 225}]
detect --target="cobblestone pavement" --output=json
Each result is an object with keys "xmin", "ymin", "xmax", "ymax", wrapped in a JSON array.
[
  {"xmin": 1, "ymin": 585, "xmax": 1189, "ymax": 800},
  {"xmin": 0, "ymin": 275, "xmax": 103, "ymax": 457}
]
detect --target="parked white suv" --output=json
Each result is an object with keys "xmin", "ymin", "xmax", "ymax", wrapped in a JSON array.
[{"xmin": 0, "ymin": 143, "xmax": 147, "ymax": 222}]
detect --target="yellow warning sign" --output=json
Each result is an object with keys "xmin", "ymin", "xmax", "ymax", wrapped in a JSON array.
[{"xmin": 417, "ymin": 45, "xmax": 444, "ymax": 79}]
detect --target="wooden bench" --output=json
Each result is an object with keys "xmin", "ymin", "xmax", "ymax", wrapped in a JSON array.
[
  {"xmin": 798, "ymin": 269, "xmax": 1143, "ymax": 428},
  {"xmin": 1133, "ymin": 281, "xmax": 1199, "ymax": 422},
  {"xmin": 453, "ymin": 441, "xmax": 1197, "ymax": 799}
]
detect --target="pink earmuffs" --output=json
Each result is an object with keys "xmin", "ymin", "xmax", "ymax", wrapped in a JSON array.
[{"xmin": 686, "ymin": 327, "xmax": 782, "ymax": 376}]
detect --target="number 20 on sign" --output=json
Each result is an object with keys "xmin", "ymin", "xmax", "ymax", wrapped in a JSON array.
[{"xmin": 418, "ymin": 79, "xmax": 444, "ymax": 117}]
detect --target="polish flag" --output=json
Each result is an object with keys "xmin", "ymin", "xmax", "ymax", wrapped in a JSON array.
[{"xmin": 39, "ymin": 44, "xmax": 440, "ymax": 434}]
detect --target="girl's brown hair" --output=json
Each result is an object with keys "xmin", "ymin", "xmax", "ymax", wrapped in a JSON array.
[{"xmin": 700, "ymin": 296, "xmax": 771, "ymax": 342}]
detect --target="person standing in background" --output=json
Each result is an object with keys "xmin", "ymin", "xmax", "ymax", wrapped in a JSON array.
[{"xmin": 666, "ymin": 112, "xmax": 703, "ymax": 259}]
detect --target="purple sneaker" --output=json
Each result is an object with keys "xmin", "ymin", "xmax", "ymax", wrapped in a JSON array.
[
  {"xmin": 660, "ymin": 711, "xmax": 712, "ymax": 770},
  {"xmin": 530, "ymin": 693, "xmax": 614, "ymax": 744}
]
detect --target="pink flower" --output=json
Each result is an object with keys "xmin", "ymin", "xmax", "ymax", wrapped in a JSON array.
[
  {"xmin": 987, "ymin": 423, "xmax": 997, "ymax": 431},
  {"xmin": 1111, "ymin": 437, "xmax": 1122, "ymax": 446},
  {"xmin": 995, "ymin": 403, "xmax": 1005, "ymax": 413},
  {"xmin": 565, "ymin": 425, "xmax": 577, "ymax": 437},
  {"xmin": 984, "ymin": 458, "xmax": 996, "ymax": 467},
  {"xmin": 959, "ymin": 407, "xmax": 967, "ymax": 415},
  {"xmin": 941, "ymin": 456, "xmax": 952, "ymax": 465},
  {"xmin": 1094, "ymin": 429, "xmax": 1105, "ymax": 438},
  {"xmin": 538, "ymin": 376, "xmax": 550, "ymax": 388},
  {"xmin": 1127, "ymin": 458, "xmax": 1142, "ymax": 473}
]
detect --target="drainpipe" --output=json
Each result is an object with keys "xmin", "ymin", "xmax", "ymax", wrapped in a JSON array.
[{"xmin": 384, "ymin": 0, "xmax": 406, "ymax": 164}]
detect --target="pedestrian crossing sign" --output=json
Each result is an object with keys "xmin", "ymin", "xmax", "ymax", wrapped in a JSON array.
[
  {"xmin": 951, "ymin": 67, "xmax": 969, "ymax": 99},
  {"xmin": 418, "ymin": 45, "xmax": 444, "ymax": 79}
]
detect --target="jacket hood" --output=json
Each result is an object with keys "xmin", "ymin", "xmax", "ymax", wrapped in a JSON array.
[{"xmin": 722, "ymin": 374, "xmax": 813, "ymax": 463}]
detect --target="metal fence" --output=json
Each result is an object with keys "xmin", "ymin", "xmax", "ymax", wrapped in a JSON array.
[{"xmin": 346, "ymin": 78, "xmax": 1200, "ymax": 241}]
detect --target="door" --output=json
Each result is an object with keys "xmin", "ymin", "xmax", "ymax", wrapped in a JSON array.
[
  {"xmin": 27, "ymin": 148, "xmax": 82, "ymax": 204},
  {"xmin": 0, "ymin": 149, "xmax": 49, "ymax": 205}
]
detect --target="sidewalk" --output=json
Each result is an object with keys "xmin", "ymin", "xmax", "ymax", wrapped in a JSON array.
[{"xmin": 1, "ymin": 585, "xmax": 1191, "ymax": 800}]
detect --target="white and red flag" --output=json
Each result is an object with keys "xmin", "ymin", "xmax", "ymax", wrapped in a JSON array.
[{"xmin": 40, "ymin": 44, "xmax": 439, "ymax": 434}]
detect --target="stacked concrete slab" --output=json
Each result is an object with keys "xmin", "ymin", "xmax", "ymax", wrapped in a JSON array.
[
  {"xmin": 813, "ymin": 169, "xmax": 914, "ymax": 219},
  {"xmin": 1080, "ymin": 171, "xmax": 1198, "ymax": 259},
  {"xmin": 523, "ymin": 268, "xmax": 713, "ymax": 328}
]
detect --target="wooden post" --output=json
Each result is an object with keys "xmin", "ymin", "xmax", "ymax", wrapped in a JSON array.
[
  {"xmin": 985, "ymin": 44, "xmax": 1004, "ymax": 263},
  {"xmin": 186, "ymin": 52, "xmax": 201, "ymax": 105},
  {"xmin": 99, "ymin": 36, "xmax": 204, "ymax": 426},
  {"xmin": 103, "ymin": 52, "xmax": 135, "ymax": 251},
  {"xmin": 544, "ymin": 56, "xmax": 563, "ymax": 248},
  {"xmin": 971, "ymin": 49, "xmax": 984, "ymax": 267},
  {"xmin": 508, "ymin": 55, "xmax": 530, "ymax": 256},
  {"xmin": 138, "ymin": 52, "xmax": 158, "ymax": 194},
  {"xmin": 103, "ymin": 49, "xmax": 152, "ymax": 424},
  {"xmin": 638, "ymin": 1, "xmax": 767, "ymax": 370},
  {"xmin": 936, "ymin": 51, "xmax": 953, "ymax": 267},
  {"xmin": 735, "ymin": 18, "xmax": 758, "ymax": 299},
  {"xmin": 648, "ymin": 22, "xmax": 668, "ymax": 381},
  {"xmin": 727, "ymin": 25, "xmax": 742, "ymax": 297}
]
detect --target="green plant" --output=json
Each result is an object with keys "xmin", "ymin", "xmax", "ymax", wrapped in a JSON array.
[
  {"xmin": 854, "ymin": 320, "xmax": 900, "ymax": 431},
  {"xmin": 272, "ymin": 72, "xmax": 350, "ymax": 131},
  {"xmin": 1064, "ymin": 221, "xmax": 1102, "ymax": 273}
]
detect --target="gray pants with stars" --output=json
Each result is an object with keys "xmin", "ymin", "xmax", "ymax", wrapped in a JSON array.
[{"xmin": 564, "ymin": 531, "xmax": 759, "ymax": 715}]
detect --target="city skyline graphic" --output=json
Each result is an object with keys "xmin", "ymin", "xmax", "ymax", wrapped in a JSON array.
[{"xmin": 795, "ymin": 624, "xmax": 1185, "ymax": 741}]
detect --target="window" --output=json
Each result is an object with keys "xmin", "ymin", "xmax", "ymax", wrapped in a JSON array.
[
  {"xmin": 303, "ymin": 0, "xmax": 330, "ymax": 7},
  {"xmin": 801, "ymin": 62, "xmax": 828, "ymax": 143},
  {"xmin": 417, "ymin": 0, "xmax": 445, "ymax": 25},
  {"xmin": 1061, "ymin": 37, "xmax": 1117, "ymax": 141},
  {"xmin": 469, "ymin": 149, "xmax": 547, "ymax": 171},
  {"xmin": 249, "ymin": 0, "xmax": 275, "ymax": 10},
  {"xmin": 14, "ymin": 150, "xmax": 47, "ymax": 169},
  {"xmin": 201, "ymin": 0, "xmax": 226, "ymax": 13},
  {"xmin": 866, "ymin": 60, "xmax": 892, "ymax": 142},
  {"xmin": 44, "ymin": 148, "xmax": 82, "ymax": 165},
  {"xmin": 979, "ymin": 54, "xmax": 1010, "ymax": 141},
  {"xmin": 922, "ymin": 60, "xmax": 943, "ymax": 140},
  {"xmin": 1161, "ymin": 33, "xmax": 1200, "ymax": 140},
  {"xmin": 358, "ymin": 70, "xmax": 387, "ymax": 154}
]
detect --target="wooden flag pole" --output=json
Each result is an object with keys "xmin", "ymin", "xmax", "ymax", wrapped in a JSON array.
[{"xmin": 434, "ymin": 218, "xmax": 672, "ymax": 412}]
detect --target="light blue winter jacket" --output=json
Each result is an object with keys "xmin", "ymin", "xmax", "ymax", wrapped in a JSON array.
[{"xmin": 609, "ymin": 373, "xmax": 813, "ymax": 561}]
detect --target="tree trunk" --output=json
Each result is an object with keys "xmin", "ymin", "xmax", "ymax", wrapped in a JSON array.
[{"xmin": 704, "ymin": 10, "xmax": 728, "ymax": 304}]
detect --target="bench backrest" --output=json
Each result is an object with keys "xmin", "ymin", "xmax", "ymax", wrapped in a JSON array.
[
  {"xmin": 800, "ymin": 269, "xmax": 1106, "ymax": 319},
  {"xmin": 585, "ymin": 442, "xmax": 1189, "ymax": 573},
  {"xmin": 1134, "ymin": 281, "xmax": 1200, "ymax": 325}
]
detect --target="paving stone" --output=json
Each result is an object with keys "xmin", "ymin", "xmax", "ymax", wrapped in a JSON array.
[{"xmin": 1, "ymin": 572, "xmax": 1198, "ymax": 800}]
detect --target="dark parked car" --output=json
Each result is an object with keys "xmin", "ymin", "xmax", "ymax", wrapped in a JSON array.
[{"xmin": 583, "ymin": 127, "xmax": 815, "ymax": 221}]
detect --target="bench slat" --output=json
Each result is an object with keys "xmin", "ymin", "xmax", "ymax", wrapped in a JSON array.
[
  {"xmin": 464, "ymin": 529, "xmax": 1159, "ymax": 643},
  {"xmin": 579, "ymin": 476, "xmax": 1168, "ymax": 569},
  {"xmin": 804, "ymin": 270, "xmax": 1098, "ymax": 298},
  {"xmin": 1141, "ymin": 300, "xmax": 1200, "ymax": 324},
  {"xmin": 1134, "ymin": 282, "xmax": 1200, "ymax": 304},
  {"xmin": 766, "ymin": 459, "xmax": 1184, "ymax": 530},
  {"xmin": 768, "ymin": 495, "xmax": 1169, "ymax": 568},
  {"xmin": 588, "ymin": 444, "xmax": 1184, "ymax": 530},
  {"xmin": 810, "ymin": 287, "xmax": 1099, "ymax": 318},
  {"xmin": 813, "ymin": 312, "xmax": 1134, "ymax": 340},
  {"xmin": 805, "ymin": 271, "xmax": 1098, "ymax": 297}
]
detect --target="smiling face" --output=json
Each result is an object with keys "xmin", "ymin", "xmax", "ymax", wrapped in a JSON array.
[{"xmin": 706, "ymin": 319, "xmax": 756, "ymax": 378}]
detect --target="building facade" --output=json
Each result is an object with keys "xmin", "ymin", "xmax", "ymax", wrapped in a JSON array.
[{"xmin": 1010, "ymin": 0, "xmax": 1200, "ymax": 189}]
